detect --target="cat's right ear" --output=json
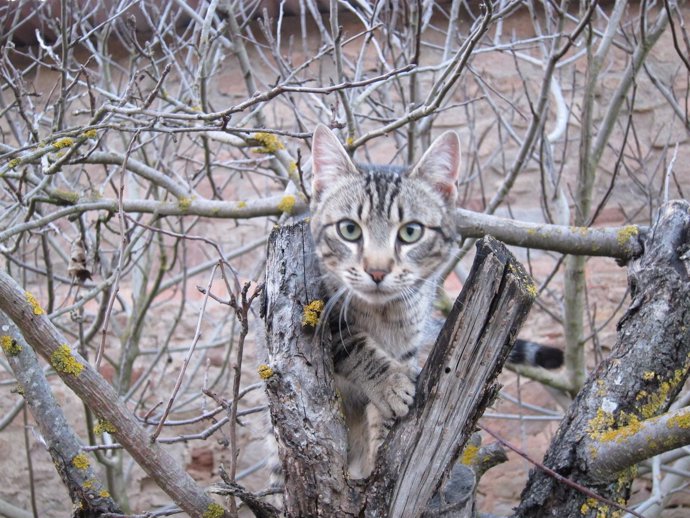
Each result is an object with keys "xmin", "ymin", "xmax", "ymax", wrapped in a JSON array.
[
  {"xmin": 311, "ymin": 124, "xmax": 357, "ymax": 199},
  {"xmin": 409, "ymin": 131, "xmax": 461, "ymax": 204}
]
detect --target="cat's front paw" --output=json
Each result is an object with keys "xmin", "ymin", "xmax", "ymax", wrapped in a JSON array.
[{"xmin": 375, "ymin": 371, "xmax": 416, "ymax": 419}]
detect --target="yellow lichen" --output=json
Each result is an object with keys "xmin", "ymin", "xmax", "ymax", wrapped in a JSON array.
[
  {"xmin": 52, "ymin": 137, "xmax": 74, "ymax": 150},
  {"xmin": 277, "ymin": 194, "xmax": 296, "ymax": 214},
  {"xmin": 580, "ymin": 497, "xmax": 616, "ymax": 518},
  {"xmin": 616, "ymin": 225, "xmax": 639, "ymax": 248},
  {"xmin": 25, "ymin": 291, "xmax": 44, "ymax": 315},
  {"xmin": 237, "ymin": 200, "xmax": 247, "ymax": 209},
  {"xmin": 252, "ymin": 132, "xmax": 285, "ymax": 154},
  {"xmin": 94, "ymin": 419, "xmax": 117, "ymax": 435},
  {"xmin": 302, "ymin": 299, "xmax": 325, "ymax": 327},
  {"xmin": 98, "ymin": 490, "xmax": 111, "ymax": 498},
  {"xmin": 80, "ymin": 129, "xmax": 98, "ymax": 139},
  {"xmin": 83, "ymin": 479, "xmax": 95, "ymax": 489},
  {"xmin": 642, "ymin": 371, "xmax": 655, "ymax": 381},
  {"xmin": 587, "ymin": 408, "xmax": 615, "ymax": 436},
  {"xmin": 178, "ymin": 197, "xmax": 192, "ymax": 210},
  {"xmin": 72, "ymin": 453, "xmax": 90, "ymax": 470},
  {"xmin": 257, "ymin": 364, "xmax": 274, "ymax": 380},
  {"xmin": 202, "ymin": 502, "xmax": 226, "ymax": 518},
  {"xmin": 1, "ymin": 335, "xmax": 22, "ymax": 356},
  {"xmin": 638, "ymin": 368, "xmax": 686, "ymax": 419},
  {"xmin": 8, "ymin": 158, "xmax": 20, "ymax": 169},
  {"xmin": 51, "ymin": 345, "xmax": 84, "ymax": 376},
  {"xmin": 288, "ymin": 161, "xmax": 298, "ymax": 174},
  {"xmin": 580, "ymin": 497, "xmax": 595, "ymax": 514},
  {"xmin": 667, "ymin": 411, "xmax": 690, "ymax": 430},
  {"xmin": 460, "ymin": 444, "xmax": 479, "ymax": 465},
  {"xmin": 596, "ymin": 414, "xmax": 642, "ymax": 443},
  {"xmin": 346, "ymin": 136, "xmax": 355, "ymax": 147}
]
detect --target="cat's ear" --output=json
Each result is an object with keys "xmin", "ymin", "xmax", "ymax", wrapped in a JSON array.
[
  {"xmin": 311, "ymin": 124, "xmax": 357, "ymax": 198},
  {"xmin": 410, "ymin": 131, "xmax": 461, "ymax": 204}
]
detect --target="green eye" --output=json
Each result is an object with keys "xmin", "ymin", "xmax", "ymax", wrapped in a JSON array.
[
  {"xmin": 337, "ymin": 219, "xmax": 362, "ymax": 241},
  {"xmin": 398, "ymin": 222, "xmax": 424, "ymax": 243}
]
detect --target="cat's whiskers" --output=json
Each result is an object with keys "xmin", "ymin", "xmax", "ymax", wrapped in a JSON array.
[
  {"xmin": 399, "ymin": 286, "xmax": 419, "ymax": 311},
  {"xmin": 317, "ymin": 286, "xmax": 348, "ymax": 343},
  {"xmin": 340, "ymin": 291, "xmax": 356, "ymax": 343}
]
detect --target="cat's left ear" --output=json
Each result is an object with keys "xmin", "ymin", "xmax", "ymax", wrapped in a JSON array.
[{"xmin": 410, "ymin": 131, "xmax": 461, "ymax": 204}]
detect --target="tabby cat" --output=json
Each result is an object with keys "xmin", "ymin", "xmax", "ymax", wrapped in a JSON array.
[
  {"xmin": 309, "ymin": 125, "xmax": 562, "ymax": 478},
  {"xmin": 310, "ymin": 124, "xmax": 463, "ymax": 477}
]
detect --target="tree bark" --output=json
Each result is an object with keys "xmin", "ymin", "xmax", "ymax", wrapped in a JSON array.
[
  {"xmin": 262, "ymin": 222, "xmax": 359, "ymax": 516},
  {"xmin": 514, "ymin": 199, "xmax": 690, "ymax": 518},
  {"xmin": 263, "ymin": 222, "xmax": 535, "ymax": 517}
]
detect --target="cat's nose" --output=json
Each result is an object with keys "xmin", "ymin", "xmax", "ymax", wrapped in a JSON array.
[{"xmin": 366, "ymin": 268, "xmax": 389, "ymax": 284}]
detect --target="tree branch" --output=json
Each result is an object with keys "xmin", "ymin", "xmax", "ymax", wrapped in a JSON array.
[
  {"xmin": 514, "ymin": 200, "xmax": 690, "ymax": 517},
  {"xmin": 0, "ymin": 312, "xmax": 121, "ymax": 516},
  {"xmin": 454, "ymin": 208, "xmax": 645, "ymax": 260},
  {"xmin": 588, "ymin": 406, "xmax": 690, "ymax": 481},
  {"xmin": 0, "ymin": 272, "xmax": 231, "ymax": 518}
]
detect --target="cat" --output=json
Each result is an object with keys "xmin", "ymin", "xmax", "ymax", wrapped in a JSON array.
[
  {"xmin": 309, "ymin": 124, "xmax": 464, "ymax": 477},
  {"xmin": 308, "ymin": 124, "xmax": 563, "ymax": 478}
]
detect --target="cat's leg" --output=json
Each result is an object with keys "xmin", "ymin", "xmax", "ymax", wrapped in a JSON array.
[
  {"xmin": 336, "ymin": 374, "xmax": 371, "ymax": 479},
  {"xmin": 333, "ymin": 333, "xmax": 417, "ymax": 420},
  {"xmin": 363, "ymin": 403, "xmax": 394, "ymax": 477},
  {"xmin": 362, "ymin": 357, "xmax": 420, "ymax": 477}
]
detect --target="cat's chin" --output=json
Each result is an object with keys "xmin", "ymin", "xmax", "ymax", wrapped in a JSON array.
[{"xmin": 353, "ymin": 288, "xmax": 403, "ymax": 306}]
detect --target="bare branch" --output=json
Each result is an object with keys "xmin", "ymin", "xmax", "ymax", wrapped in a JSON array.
[{"xmin": 0, "ymin": 271, "xmax": 231, "ymax": 518}]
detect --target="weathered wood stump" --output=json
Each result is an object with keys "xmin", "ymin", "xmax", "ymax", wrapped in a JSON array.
[{"xmin": 263, "ymin": 221, "xmax": 535, "ymax": 517}]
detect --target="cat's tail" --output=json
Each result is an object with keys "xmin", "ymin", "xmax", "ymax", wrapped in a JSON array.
[{"xmin": 507, "ymin": 338, "xmax": 563, "ymax": 369}]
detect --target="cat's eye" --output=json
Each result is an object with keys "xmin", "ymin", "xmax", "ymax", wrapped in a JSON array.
[
  {"xmin": 398, "ymin": 222, "xmax": 424, "ymax": 243},
  {"xmin": 337, "ymin": 219, "xmax": 362, "ymax": 241}
]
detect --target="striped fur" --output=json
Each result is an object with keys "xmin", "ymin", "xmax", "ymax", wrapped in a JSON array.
[{"xmin": 310, "ymin": 125, "xmax": 461, "ymax": 477}]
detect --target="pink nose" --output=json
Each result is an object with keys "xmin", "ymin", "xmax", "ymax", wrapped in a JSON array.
[{"xmin": 366, "ymin": 269, "xmax": 389, "ymax": 284}]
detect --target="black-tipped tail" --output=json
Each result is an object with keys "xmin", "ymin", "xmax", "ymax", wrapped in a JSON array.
[{"xmin": 508, "ymin": 339, "xmax": 563, "ymax": 369}]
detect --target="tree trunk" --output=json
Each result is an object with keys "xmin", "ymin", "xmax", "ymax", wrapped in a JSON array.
[
  {"xmin": 514, "ymin": 199, "xmax": 690, "ymax": 517},
  {"xmin": 262, "ymin": 222, "xmax": 535, "ymax": 517},
  {"xmin": 262, "ymin": 221, "xmax": 359, "ymax": 516}
]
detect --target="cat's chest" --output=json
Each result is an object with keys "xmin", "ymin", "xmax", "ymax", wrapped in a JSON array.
[{"xmin": 351, "ymin": 302, "xmax": 427, "ymax": 357}]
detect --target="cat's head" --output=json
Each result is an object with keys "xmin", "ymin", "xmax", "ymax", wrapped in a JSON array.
[{"xmin": 309, "ymin": 124, "xmax": 460, "ymax": 305}]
